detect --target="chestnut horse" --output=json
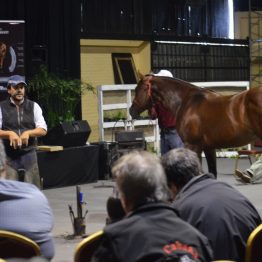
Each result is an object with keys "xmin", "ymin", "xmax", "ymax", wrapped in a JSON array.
[{"xmin": 129, "ymin": 74, "xmax": 262, "ymax": 177}]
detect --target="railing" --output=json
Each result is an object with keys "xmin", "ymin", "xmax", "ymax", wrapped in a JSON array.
[{"xmin": 97, "ymin": 81, "xmax": 249, "ymax": 156}]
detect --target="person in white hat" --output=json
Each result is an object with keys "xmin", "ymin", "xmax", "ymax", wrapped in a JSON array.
[
  {"xmin": 0, "ymin": 75, "xmax": 47, "ymax": 187},
  {"xmin": 150, "ymin": 69, "xmax": 184, "ymax": 155},
  {"xmin": 153, "ymin": 69, "xmax": 174, "ymax": 78}
]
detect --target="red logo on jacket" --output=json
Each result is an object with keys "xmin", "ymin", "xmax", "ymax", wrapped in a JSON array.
[{"xmin": 163, "ymin": 240, "xmax": 199, "ymax": 260}]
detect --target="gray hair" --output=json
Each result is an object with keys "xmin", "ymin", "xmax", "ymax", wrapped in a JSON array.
[
  {"xmin": 0, "ymin": 139, "xmax": 6, "ymax": 170},
  {"xmin": 161, "ymin": 148, "xmax": 203, "ymax": 190},
  {"xmin": 112, "ymin": 151, "xmax": 169, "ymax": 208}
]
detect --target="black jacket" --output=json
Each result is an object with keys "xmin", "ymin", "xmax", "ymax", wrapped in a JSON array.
[
  {"xmin": 172, "ymin": 174, "xmax": 262, "ymax": 262},
  {"xmin": 92, "ymin": 202, "xmax": 213, "ymax": 262}
]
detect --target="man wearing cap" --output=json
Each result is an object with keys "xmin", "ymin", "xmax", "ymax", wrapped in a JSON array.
[
  {"xmin": 150, "ymin": 69, "xmax": 184, "ymax": 155},
  {"xmin": 0, "ymin": 75, "xmax": 47, "ymax": 187}
]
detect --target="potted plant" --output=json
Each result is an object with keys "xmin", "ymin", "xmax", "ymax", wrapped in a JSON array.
[
  {"xmin": 103, "ymin": 109, "xmax": 127, "ymax": 122},
  {"xmin": 27, "ymin": 65, "xmax": 94, "ymax": 129}
]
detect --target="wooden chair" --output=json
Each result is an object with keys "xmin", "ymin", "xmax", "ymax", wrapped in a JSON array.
[
  {"xmin": 245, "ymin": 224, "xmax": 262, "ymax": 262},
  {"xmin": 235, "ymin": 140, "xmax": 262, "ymax": 175},
  {"xmin": 212, "ymin": 260, "xmax": 236, "ymax": 262},
  {"xmin": 74, "ymin": 230, "xmax": 103, "ymax": 262},
  {"xmin": 0, "ymin": 230, "xmax": 41, "ymax": 259}
]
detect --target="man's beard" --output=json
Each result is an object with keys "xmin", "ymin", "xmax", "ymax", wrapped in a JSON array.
[{"xmin": 12, "ymin": 92, "xmax": 24, "ymax": 102}]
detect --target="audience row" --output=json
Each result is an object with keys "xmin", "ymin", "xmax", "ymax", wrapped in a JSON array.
[{"xmin": 0, "ymin": 138, "xmax": 261, "ymax": 261}]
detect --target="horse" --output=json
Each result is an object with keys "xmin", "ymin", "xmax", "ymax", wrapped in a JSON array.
[{"xmin": 129, "ymin": 74, "xmax": 262, "ymax": 177}]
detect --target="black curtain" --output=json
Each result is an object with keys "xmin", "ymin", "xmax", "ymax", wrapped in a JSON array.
[
  {"xmin": 0, "ymin": 0, "xmax": 81, "ymax": 79},
  {"xmin": 81, "ymin": 0, "xmax": 230, "ymax": 39},
  {"xmin": 82, "ymin": 0, "xmax": 135, "ymax": 35},
  {"xmin": 0, "ymin": 0, "xmax": 232, "ymax": 81},
  {"xmin": 47, "ymin": 0, "xmax": 81, "ymax": 79},
  {"xmin": 0, "ymin": 0, "xmax": 25, "ymax": 19},
  {"xmin": 207, "ymin": 0, "xmax": 229, "ymax": 38}
]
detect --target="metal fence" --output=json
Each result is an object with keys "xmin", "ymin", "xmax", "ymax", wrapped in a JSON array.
[{"xmin": 151, "ymin": 41, "xmax": 249, "ymax": 82}]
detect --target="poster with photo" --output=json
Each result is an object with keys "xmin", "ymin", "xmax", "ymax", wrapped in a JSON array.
[{"xmin": 0, "ymin": 20, "xmax": 25, "ymax": 90}]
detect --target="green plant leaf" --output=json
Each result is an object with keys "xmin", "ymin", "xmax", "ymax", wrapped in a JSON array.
[{"xmin": 27, "ymin": 65, "xmax": 94, "ymax": 128}]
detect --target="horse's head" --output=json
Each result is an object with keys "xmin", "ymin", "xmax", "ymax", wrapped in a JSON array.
[{"xmin": 129, "ymin": 74, "xmax": 153, "ymax": 119}]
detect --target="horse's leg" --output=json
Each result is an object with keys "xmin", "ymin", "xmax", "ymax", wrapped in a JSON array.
[
  {"xmin": 204, "ymin": 149, "xmax": 217, "ymax": 178},
  {"xmin": 185, "ymin": 144, "xmax": 203, "ymax": 170}
]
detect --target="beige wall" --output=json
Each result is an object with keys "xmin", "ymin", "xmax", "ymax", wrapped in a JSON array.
[
  {"xmin": 234, "ymin": 11, "xmax": 262, "ymax": 39},
  {"xmin": 234, "ymin": 11, "xmax": 262, "ymax": 87},
  {"xmin": 80, "ymin": 39, "xmax": 151, "ymax": 142},
  {"xmin": 234, "ymin": 11, "xmax": 249, "ymax": 39}
]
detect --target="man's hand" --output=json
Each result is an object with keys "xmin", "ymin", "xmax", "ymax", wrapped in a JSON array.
[
  {"xmin": 20, "ymin": 131, "xmax": 30, "ymax": 146},
  {"xmin": 8, "ymin": 131, "xmax": 22, "ymax": 149}
]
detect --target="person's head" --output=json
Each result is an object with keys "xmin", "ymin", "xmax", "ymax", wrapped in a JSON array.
[
  {"xmin": 161, "ymin": 148, "xmax": 203, "ymax": 198},
  {"xmin": 0, "ymin": 139, "xmax": 6, "ymax": 178},
  {"xmin": 154, "ymin": 69, "xmax": 174, "ymax": 78},
  {"xmin": 112, "ymin": 150, "xmax": 169, "ymax": 213},
  {"xmin": 7, "ymin": 75, "xmax": 27, "ymax": 103}
]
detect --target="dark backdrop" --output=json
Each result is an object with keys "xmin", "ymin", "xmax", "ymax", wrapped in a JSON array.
[
  {"xmin": 1, "ymin": 0, "xmax": 260, "ymax": 81},
  {"xmin": 0, "ymin": 0, "xmax": 81, "ymax": 79}
]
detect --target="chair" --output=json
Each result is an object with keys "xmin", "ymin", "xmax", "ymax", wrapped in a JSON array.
[
  {"xmin": 0, "ymin": 230, "xmax": 41, "ymax": 259},
  {"xmin": 74, "ymin": 230, "xmax": 103, "ymax": 262},
  {"xmin": 245, "ymin": 224, "xmax": 262, "ymax": 262},
  {"xmin": 234, "ymin": 140, "xmax": 262, "ymax": 175}
]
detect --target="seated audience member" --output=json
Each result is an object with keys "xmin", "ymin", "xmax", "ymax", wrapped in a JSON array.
[
  {"xmin": 235, "ymin": 155, "xmax": 262, "ymax": 183},
  {"xmin": 92, "ymin": 151, "xmax": 213, "ymax": 262},
  {"xmin": 161, "ymin": 148, "xmax": 262, "ymax": 262},
  {"xmin": 0, "ymin": 139, "xmax": 55, "ymax": 260}
]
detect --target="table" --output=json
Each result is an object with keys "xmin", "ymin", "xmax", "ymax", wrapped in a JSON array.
[{"xmin": 37, "ymin": 145, "xmax": 99, "ymax": 189}]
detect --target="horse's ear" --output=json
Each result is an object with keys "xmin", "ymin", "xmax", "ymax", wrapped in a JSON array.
[{"xmin": 137, "ymin": 71, "xmax": 144, "ymax": 81}]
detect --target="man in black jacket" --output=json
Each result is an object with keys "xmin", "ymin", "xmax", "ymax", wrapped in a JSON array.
[
  {"xmin": 92, "ymin": 151, "xmax": 213, "ymax": 262},
  {"xmin": 161, "ymin": 148, "xmax": 262, "ymax": 262},
  {"xmin": 0, "ymin": 75, "xmax": 47, "ymax": 187}
]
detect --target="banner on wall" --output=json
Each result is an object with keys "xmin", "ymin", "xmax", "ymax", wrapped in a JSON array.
[{"xmin": 0, "ymin": 20, "xmax": 25, "ymax": 90}]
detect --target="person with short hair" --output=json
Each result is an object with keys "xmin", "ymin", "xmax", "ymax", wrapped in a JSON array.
[
  {"xmin": 0, "ymin": 139, "xmax": 55, "ymax": 260},
  {"xmin": 0, "ymin": 75, "xmax": 47, "ymax": 187},
  {"xmin": 150, "ymin": 69, "xmax": 184, "ymax": 155},
  {"xmin": 92, "ymin": 150, "xmax": 213, "ymax": 262},
  {"xmin": 161, "ymin": 148, "xmax": 262, "ymax": 262}
]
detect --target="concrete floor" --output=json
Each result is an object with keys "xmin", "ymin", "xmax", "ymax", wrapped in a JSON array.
[{"xmin": 44, "ymin": 157, "xmax": 262, "ymax": 262}]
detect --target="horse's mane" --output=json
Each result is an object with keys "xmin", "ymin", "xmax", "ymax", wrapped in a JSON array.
[{"xmin": 151, "ymin": 75, "xmax": 220, "ymax": 95}]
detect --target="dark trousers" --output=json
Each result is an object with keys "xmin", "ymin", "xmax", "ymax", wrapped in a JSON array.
[
  {"xmin": 6, "ymin": 149, "xmax": 41, "ymax": 188},
  {"xmin": 160, "ymin": 128, "xmax": 184, "ymax": 155}
]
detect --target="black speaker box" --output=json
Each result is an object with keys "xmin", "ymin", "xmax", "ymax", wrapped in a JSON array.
[
  {"xmin": 44, "ymin": 120, "xmax": 91, "ymax": 148},
  {"xmin": 115, "ymin": 130, "xmax": 144, "ymax": 143},
  {"xmin": 91, "ymin": 142, "xmax": 118, "ymax": 180}
]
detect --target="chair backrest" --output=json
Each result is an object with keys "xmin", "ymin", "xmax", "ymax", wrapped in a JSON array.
[
  {"xmin": 0, "ymin": 230, "xmax": 41, "ymax": 259},
  {"xmin": 74, "ymin": 230, "xmax": 103, "ymax": 262},
  {"xmin": 245, "ymin": 224, "xmax": 262, "ymax": 262}
]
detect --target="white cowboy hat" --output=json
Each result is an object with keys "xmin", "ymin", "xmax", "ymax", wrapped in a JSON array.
[{"xmin": 154, "ymin": 69, "xmax": 173, "ymax": 78}]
